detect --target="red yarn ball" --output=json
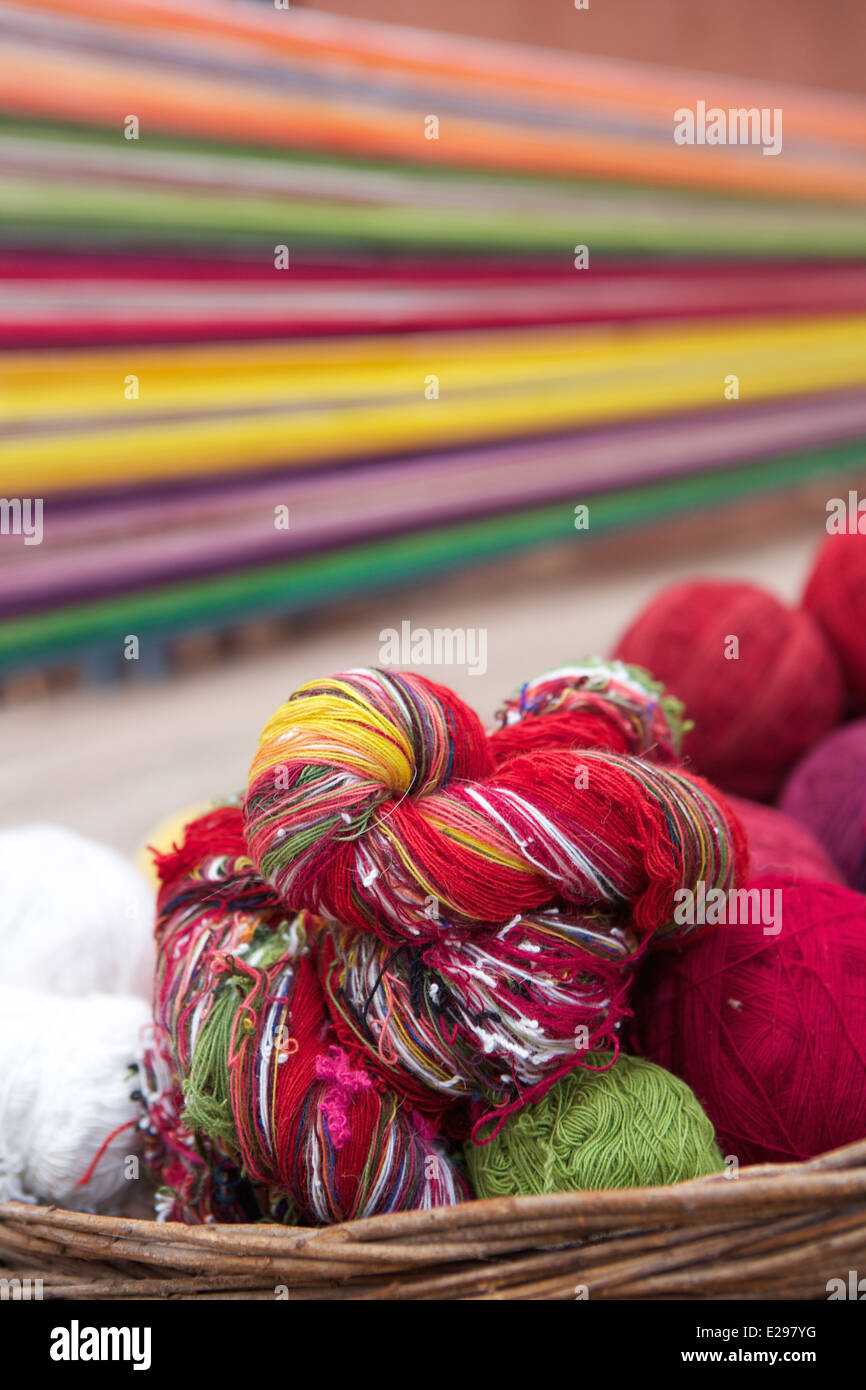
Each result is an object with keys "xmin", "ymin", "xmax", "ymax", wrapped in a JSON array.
[
  {"xmin": 804, "ymin": 530, "xmax": 866, "ymax": 710},
  {"xmin": 779, "ymin": 719, "xmax": 866, "ymax": 892},
  {"xmin": 726, "ymin": 794, "xmax": 844, "ymax": 887},
  {"xmin": 630, "ymin": 873, "xmax": 866, "ymax": 1165},
  {"xmin": 614, "ymin": 579, "xmax": 844, "ymax": 800}
]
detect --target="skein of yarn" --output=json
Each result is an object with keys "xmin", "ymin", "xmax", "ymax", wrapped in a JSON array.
[
  {"xmin": 726, "ymin": 794, "xmax": 845, "ymax": 886},
  {"xmin": 245, "ymin": 668, "xmax": 746, "ymax": 947},
  {"xmin": 779, "ymin": 719, "xmax": 866, "ymax": 891},
  {"xmin": 803, "ymin": 529, "xmax": 866, "ymax": 710},
  {"xmin": 244, "ymin": 667, "xmax": 746, "ymax": 1133},
  {"xmin": 630, "ymin": 873, "xmax": 866, "ymax": 1165},
  {"xmin": 613, "ymin": 579, "xmax": 844, "ymax": 800},
  {"xmin": 0, "ymin": 824, "xmax": 155, "ymax": 999},
  {"xmin": 464, "ymin": 1050, "xmax": 723, "ymax": 1198},
  {"xmin": 0, "ymin": 985, "xmax": 149, "ymax": 1210},
  {"xmin": 143, "ymin": 807, "xmax": 466, "ymax": 1224}
]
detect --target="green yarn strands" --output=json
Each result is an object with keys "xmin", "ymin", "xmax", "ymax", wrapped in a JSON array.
[
  {"xmin": 182, "ymin": 983, "xmax": 243, "ymax": 1149},
  {"xmin": 465, "ymin": 1053, "xmax": 723, "ymax": 1197}
]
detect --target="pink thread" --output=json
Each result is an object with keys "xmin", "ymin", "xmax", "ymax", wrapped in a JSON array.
[{"xmin": 316, "ymin": 1046, "xmax": 372, "ymax": 1148}]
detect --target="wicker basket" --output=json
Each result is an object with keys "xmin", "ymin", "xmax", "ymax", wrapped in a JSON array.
[{"xmin": 2, "ymin": 1138, "xmax": 866, "ymax": 1300}]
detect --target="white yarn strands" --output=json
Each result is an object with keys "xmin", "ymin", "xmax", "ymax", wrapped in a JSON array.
[
  {"xmin": 0, "ymin": 825, "xmax": 155, "ymax": 999},
  {"xmin": 0, "ymin": 987, "xmax": 150, "ymax": 1210}
]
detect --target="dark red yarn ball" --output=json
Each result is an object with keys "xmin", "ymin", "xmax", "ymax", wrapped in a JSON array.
[
  {"xmin": 804, "ymin": 530, "xmax": 866, "ymax": 711},
  {"xmin": 630, "ymin": 873, "xmax": 866, "ymax": 1165},
  {"xmin": 779, "ymin": 719, "xmax": 866, "ymax": 892},
  {"xmin": 726, "ymin": 794, "xmax": 844, "ymax": 887},
  {"xmin": 614, "ymin": 579, "xmax": 844, "ymax": 800}
]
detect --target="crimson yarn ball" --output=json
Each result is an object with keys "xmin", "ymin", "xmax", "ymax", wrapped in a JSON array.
[
  {"xmin": 779, "ymin": 719, "xmax": 866, "ymax": 892},
  {"xmin": 726, "ymin": 794, "xmax": 844, "ymax": 887},
  {"xmin": 804, "ymin": 530, "xmax": 866, "ymax": 710},
  {"xmin": 630, "ymin": 873, "xmax": 866, "ymax": 1165},
  {"xmin": 614, "ymin": 579, "xmax": 844, "ymax": 800}
]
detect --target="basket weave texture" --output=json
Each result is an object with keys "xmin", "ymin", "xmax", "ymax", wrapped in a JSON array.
[{"xmin": 2, "ymin": 1139, "xmax": 866, "ymax": 1300}]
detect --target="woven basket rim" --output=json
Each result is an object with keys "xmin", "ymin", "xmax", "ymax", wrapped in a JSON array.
[
  {"xmin": 3, "ymin": 1139, "xmax": 866, "ymax": 1298},
  {"xmin": 2, "ymin": 1136, "xmax": 866, "ymax": 1243}
]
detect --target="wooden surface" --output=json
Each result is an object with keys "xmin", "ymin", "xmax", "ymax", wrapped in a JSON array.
[{"xmin": 0, "ymin": 494, "xmax": 830, "ymax": 858}]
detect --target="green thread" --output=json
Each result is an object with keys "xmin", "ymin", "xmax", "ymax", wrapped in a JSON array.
[
  {"xmin": 182, "ymin": 983, "xmax": 243, "ymax": 1149},
  {"xmin": 465, "ymin": 1052, "xmax": 723, "ymax": 1196}
]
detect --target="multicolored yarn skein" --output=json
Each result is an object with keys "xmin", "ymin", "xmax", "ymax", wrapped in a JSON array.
[
  {"xmin": 488, "ymin": 659, "xmax": 689, "ymax": 765},
  {"xmin": 244, "ymin": 667, "xmax": 747, "ymax": 1135},
  {"xmin": 614, "ymin": 579, "xmax": 844, "ymax": 799},
  {"xmin": 779, "ymin": 719, "xmax": 866, "ymax": 891},
  {"xmin": 465, "ymin": 1051, "xmax": 724, "ymax": 1198},
  {"xmin": 142, "ymin": 806, "xmax": 465, "ymax": 1225},
  {"xmin": 631, "ymin": 873, "xmax": 866, "ymax": 1166}
]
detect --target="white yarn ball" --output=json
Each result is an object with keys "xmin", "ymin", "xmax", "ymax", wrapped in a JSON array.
[
  {"xmin": 0, "ymin": 986, "xmax": 150, "ymax": 1211},
  {"xmin": 0, "ymin": 825, "xmax": 155, "ymax": 999}
]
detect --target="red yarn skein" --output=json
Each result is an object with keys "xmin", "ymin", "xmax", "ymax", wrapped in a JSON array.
[
  {"xmin": 631, "ymin": 873, "xmax": 866, "ymax": 1165},
  {"xmin": 726, "ymin": 794, "xmax": 844, "ymax": 887},
  {"xmin": 804, "ymin": 529, "xmax": 866, "ymax": 710},
  {"xmin": 614, "ymin": 579, "xmax": 843, "ymax": 800}
]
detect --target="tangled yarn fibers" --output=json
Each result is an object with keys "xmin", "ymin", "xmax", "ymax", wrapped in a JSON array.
[
  {"xmin": 614, "ymin": 580, "xmax": 844, "ymax": 800},
  {"xmin": 0, "ymin": 985, "xmax": 149, "ymax": 1210},
  {"xmin": 488, "ymin": 660, "xmax": 688, "ymax": 766},
  {"xmin": 631, "ymin": 873, "xmax": 866, "ymax": 1165},
  {"xmin": 316, "ymin": 908, "xmax": 637, "ymax": 1124},
  {"xmin": 143, "ymin": 807, "xmax": 465, "ymax": 1224},
  {"xmin": 465, "ymin": 1051, "xmax": 723, "ymax": 1198},
  {"xmin": 804, "ymin": 530, "xmax": 866, "ymax": 710},
  {"xmin": 0, "ymin": 824, "xmax": 155, "ymax": 999},
  {"xmin": 135, "ymin": 800, "xmax": 215, "ymax": 888},
  {"xmin": 779, "ymin": 719, "xmax": 866, "ymax": 891},
  {"xmin": 726, "ymin": 794, "xmax": 844, "ymax": 887}
]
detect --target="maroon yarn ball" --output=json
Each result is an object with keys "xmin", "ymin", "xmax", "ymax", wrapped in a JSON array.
[
  {"xmin": 804, "ymin": 530, "xmax": 866, "ymax": 710},
  {"xmin": 779, "ymin": 719, "xmax": 866, "ymax": 892},
  {"xmin": 630, "ymin": 873, "xmax": 866, "ymax": 1165},
  {"xmin": 614, "ymin": 579, "xmax": 844, "ymax": 800},
  {"xmin": 726, "ymin": 794, "xmax": 844, "ymax": 887}
]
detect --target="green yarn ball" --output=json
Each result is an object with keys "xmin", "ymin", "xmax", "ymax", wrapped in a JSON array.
[{"xmin": 465, "ymin": 1052, "xmax": 724, "ymax": 1197}]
